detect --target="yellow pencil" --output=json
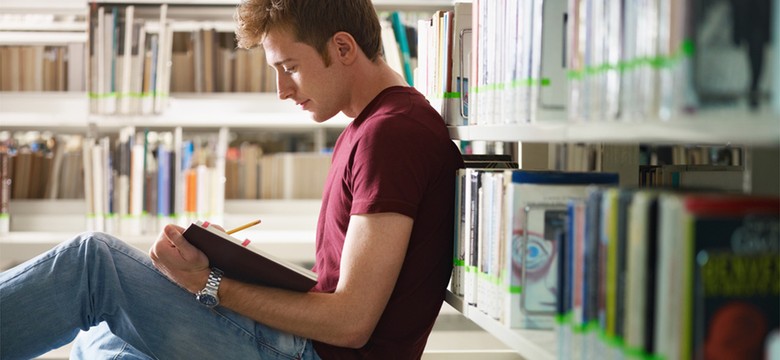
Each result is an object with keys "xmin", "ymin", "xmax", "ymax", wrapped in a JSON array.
[{"xmin": 226, "ymin": 219, "xmax": 262, "ymax": 235}]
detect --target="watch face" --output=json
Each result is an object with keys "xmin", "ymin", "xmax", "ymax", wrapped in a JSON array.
[{"xmin": 197, "ymin": 293, "xmax": 219, "ymax": 308}]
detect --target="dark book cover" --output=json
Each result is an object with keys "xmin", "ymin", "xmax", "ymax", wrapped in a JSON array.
[
  {"xmin": 183, "ymin": 221, "xmax": 317, "ymax": 292},
  {"xmin": 686, "ymin": 196, "xmax": 780, "ymax": 360}
]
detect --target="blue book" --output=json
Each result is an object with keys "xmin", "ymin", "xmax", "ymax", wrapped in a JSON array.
[
  {"xmin": 157, "ymin": 146, "xmax": 170, "ymax": 217},
  {"xmin": 390, "ymin": 12, "xmax": 413, "ymax": 86},
  {"xmin": 511, "ymin": 170, "xmax": 619, "ymax": 185}
]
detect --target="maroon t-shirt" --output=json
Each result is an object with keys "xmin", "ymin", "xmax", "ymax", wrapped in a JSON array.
[{"xmin": 311, "ymin": 86, "xmax": 464, "ymax": 359}]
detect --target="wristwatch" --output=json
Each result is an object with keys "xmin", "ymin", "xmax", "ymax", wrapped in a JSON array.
[{"xmin": 196, "ymin": 267, "xmax": 224, "ymax": 308}]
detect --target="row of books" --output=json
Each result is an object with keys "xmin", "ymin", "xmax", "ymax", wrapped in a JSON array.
[
  {"xmin": 451, "ymin": 167, "xmax": 619, "ymax": 329},
  {"xmin": 454, "ymin": 0, "xmax": 566, "ymax": 125},
  {"xmin": 225, "ymin": 143, "xmax": 331, "ymax": 200},
  {"xmin": 85, "ymin": 5, "xmax": 432, "ymax": 115},
  {"xmin": 0, "ymin": 132, "xmax": 86, "ymax": 200},
  {"xmin": 641, "ymin": 144, "xmax": 743, "ymax": 167},
  {"xmin": 421, "ymin": 0, "xmax": 774, "ymax": 126},
  {"xmin": 555, "ymin": 189, "xmax": 778, "ymax": 360},
  {"xmin": 638, "ymin": 164, "xmax": 744, "ymax": 191},
  {"xmin": 547, "ymin": 143, "xmax": 744, "ymax": 172},
  {"xmin": 169, "ymin": 30, "xmax": 277, "ymax": 93},
  {"xmin": 89, "ymin": 4, "xmax": 173, "ymax": 115},
  {"xmin": 0, "ymin": 129, "xmax": 334, "ymax": 234},
  {"xmin": 451, "ymin": 166, "xmax": 779, "ymax": 358},
  {"xmin": 0, "ymin": 44, "xmax": 86, "ymax": 92},
  {"xmin": 82, "ymin": 126, "xmax": 228, "ymax": 235}
]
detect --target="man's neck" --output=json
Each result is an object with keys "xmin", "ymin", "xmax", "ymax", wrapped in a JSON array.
[{"xmin": 341, "ymin": 59, "xmax": 409, "ymax": 118}]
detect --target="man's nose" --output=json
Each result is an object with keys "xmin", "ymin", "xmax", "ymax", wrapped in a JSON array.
[{"xmin": 276, "ymin": 74, "xmax": 294, "ymax": 100}]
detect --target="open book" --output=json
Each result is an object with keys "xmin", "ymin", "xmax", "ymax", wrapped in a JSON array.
[{"xmin": 182, "ymin": 221, "xmax": 317, "ymax": 292}]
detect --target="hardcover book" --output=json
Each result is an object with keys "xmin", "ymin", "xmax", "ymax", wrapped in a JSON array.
[{"xmin": 183, "ymin": 221, "xmax": 317, "ymax": 292}]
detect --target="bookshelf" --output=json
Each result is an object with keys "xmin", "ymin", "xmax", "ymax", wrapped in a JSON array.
[
  {"xmin": 428, "ymin": 1, "xmax": 780, "ymax": 359},
  {"xmin": 2, "ymin": 0, "xmax": 778, "ymax": 359},
  {"xmin": 0, "ymin": 0, "xmax": 451, "ymax": 266},
  {"xmin": 0, "ymin": 0, "xmax": 399, "ymax": 261}
]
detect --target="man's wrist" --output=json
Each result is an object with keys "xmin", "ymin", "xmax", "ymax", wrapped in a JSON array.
[{"xmin": 196, "ymin": 267, "xmax": 224, "ymax": 308}]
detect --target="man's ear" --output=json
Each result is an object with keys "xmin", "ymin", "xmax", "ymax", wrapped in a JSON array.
[{"xmin": 331, "ymin": 31, "xmax": 358, "ymax": 65}]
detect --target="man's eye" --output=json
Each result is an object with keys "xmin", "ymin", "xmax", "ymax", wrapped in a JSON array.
[{"xmin": 283, "ymin": 66, "xmax": 297, "ymax": 74}]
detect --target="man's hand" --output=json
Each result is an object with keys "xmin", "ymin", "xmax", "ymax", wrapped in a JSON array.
[{"xmin": 149, "ymin": 224, "xmax": 211, "ymax": 293}]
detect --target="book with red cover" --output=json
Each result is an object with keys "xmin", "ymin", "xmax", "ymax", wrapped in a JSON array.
[
  {"xmin": 183, "ymin": 221, "xmax": 317, "ymax": 292},
  {"xmin": 683, "ymin": 195, "xmax": 779, "ymax": 360}
]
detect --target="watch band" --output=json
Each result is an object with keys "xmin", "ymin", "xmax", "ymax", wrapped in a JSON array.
[{"xmin": 205, "ymin": 267, "xmax": 224, "ymax": 292}]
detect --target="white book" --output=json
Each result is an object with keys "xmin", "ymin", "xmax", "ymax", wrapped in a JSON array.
[
  {"xmin": 153, "ymin": 4, "xmax": 168, "ymax": 114},
  {"xmin": 380, "ymin": 19, "xmax": 404, "ymax": 85},
  {"xmin": 654, "ymin": 193, "xmax": 684, "ymax": 359},
  {"xmin": 91, "ymin": 142, "xmax": 105, "ymax": 232},
  {"xmin": 82, "ymin": 138, "xmax": 95, "ymax": 230},
  {"xmin": 450, "ymin": 1, "xmax": 471, "ymax": 126},
  {"xmin": 103, "ymin": 8, "xmax": 117, "ymax": 115},
  {"xmin": 414, "ymin": 19, "xmax": 429, "ymax": 97},
  {"xmin": 517, "ymin": 0, "xmax": 534, "ymax": 123},
  {"xmin": 95, "ymin": 6, "xmax": 105, "ymax": 114},
  {"xmin": 211, "ymin": 127, "xmax": 228, "ymax": 223},
  {"xmin": 502, "ymin": 0, "xmax": 519, "ymax": 124},
  {"xmin": 196, "ymin": 164, "xmax": 210, "ymax": 218},
  {"xmin": 130, "ymin": 141, "xmax": 145, "ymax": 218},
  {"xmin": 31, "ymin": 46, "xmax": 44, "ymax": 91},
  {"xmin": 538, "ymin": 0, "xmax": 568, "ymax": 111},
  {"xmin": 464, "ymin": 168, "xmax": 484, "ymax": 307},
  {"xmin": 120, "ymin": 5, "xmax": 134, "ymax": 114},
  {"xmin": 527, "ymin": 0, "xmax": 544, "ymax": 123},
  {"xmin": 131, "ymin": 22, "xmax": 146, "ymax": 114},
  {"xmin": 67, "ymin": 43, "xmax": 85, "ymax": 92}
]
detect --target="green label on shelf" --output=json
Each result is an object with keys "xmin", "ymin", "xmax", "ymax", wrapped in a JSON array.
[{"xmin": 567, "ymin": 40, "xmax": 694, "ymax": 80}]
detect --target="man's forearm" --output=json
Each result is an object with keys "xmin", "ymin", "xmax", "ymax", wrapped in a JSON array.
[{"xmin": 218, "ymin": 278, "xmax": 373, "ymax": 348}]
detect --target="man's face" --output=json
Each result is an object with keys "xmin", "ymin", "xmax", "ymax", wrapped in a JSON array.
[{"xmin": 262, "ymin": 29, "xmax": 345, "ymax": 122}]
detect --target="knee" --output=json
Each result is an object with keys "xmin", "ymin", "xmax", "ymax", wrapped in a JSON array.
[
  {"xmin": 61, "ymin": 232, "xmax": 127, "ymax": 256},
  {"xmin": 75, "ymin": 231, "xmax": 121, "ymax": 246}
]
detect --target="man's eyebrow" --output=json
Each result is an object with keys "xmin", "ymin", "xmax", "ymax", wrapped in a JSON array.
[{"xmin": 272, "ymin": 58, "xmax": 295, "ymax": 66}]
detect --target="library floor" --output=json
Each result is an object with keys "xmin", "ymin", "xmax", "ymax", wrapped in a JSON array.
[{"xmin": 33, "ymin": 303, "xmax": 523, "ymax": 360}]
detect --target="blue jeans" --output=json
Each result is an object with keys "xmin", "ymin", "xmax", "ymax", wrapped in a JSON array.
[{"xmin": 0, "ymin": 232, "xmax": 321, "ymax": 360}]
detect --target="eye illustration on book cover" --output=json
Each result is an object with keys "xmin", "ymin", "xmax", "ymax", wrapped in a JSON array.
[{"xmin": 514, "ymin": 207, "xmax": 567, "ymax": 317}]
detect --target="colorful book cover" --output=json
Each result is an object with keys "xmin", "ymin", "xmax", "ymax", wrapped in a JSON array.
[{"xmin": 684, "ymin": 195, "xmax": 780, "ymax": 360}]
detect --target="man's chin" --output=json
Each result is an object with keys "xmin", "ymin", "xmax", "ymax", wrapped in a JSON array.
[{"xmin": 309, "ymin": 111, "xmax": 338, "ymax": 123}]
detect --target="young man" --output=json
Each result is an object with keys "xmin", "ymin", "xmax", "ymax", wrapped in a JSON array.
[{"xmin": 0, "ymin": 0, "xmax": 463, "ymax": 358}]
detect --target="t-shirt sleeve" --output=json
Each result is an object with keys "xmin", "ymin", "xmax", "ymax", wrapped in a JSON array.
[{"xmin": 349, "ymin": 116, "xmax": 436, "ymax": 218}]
